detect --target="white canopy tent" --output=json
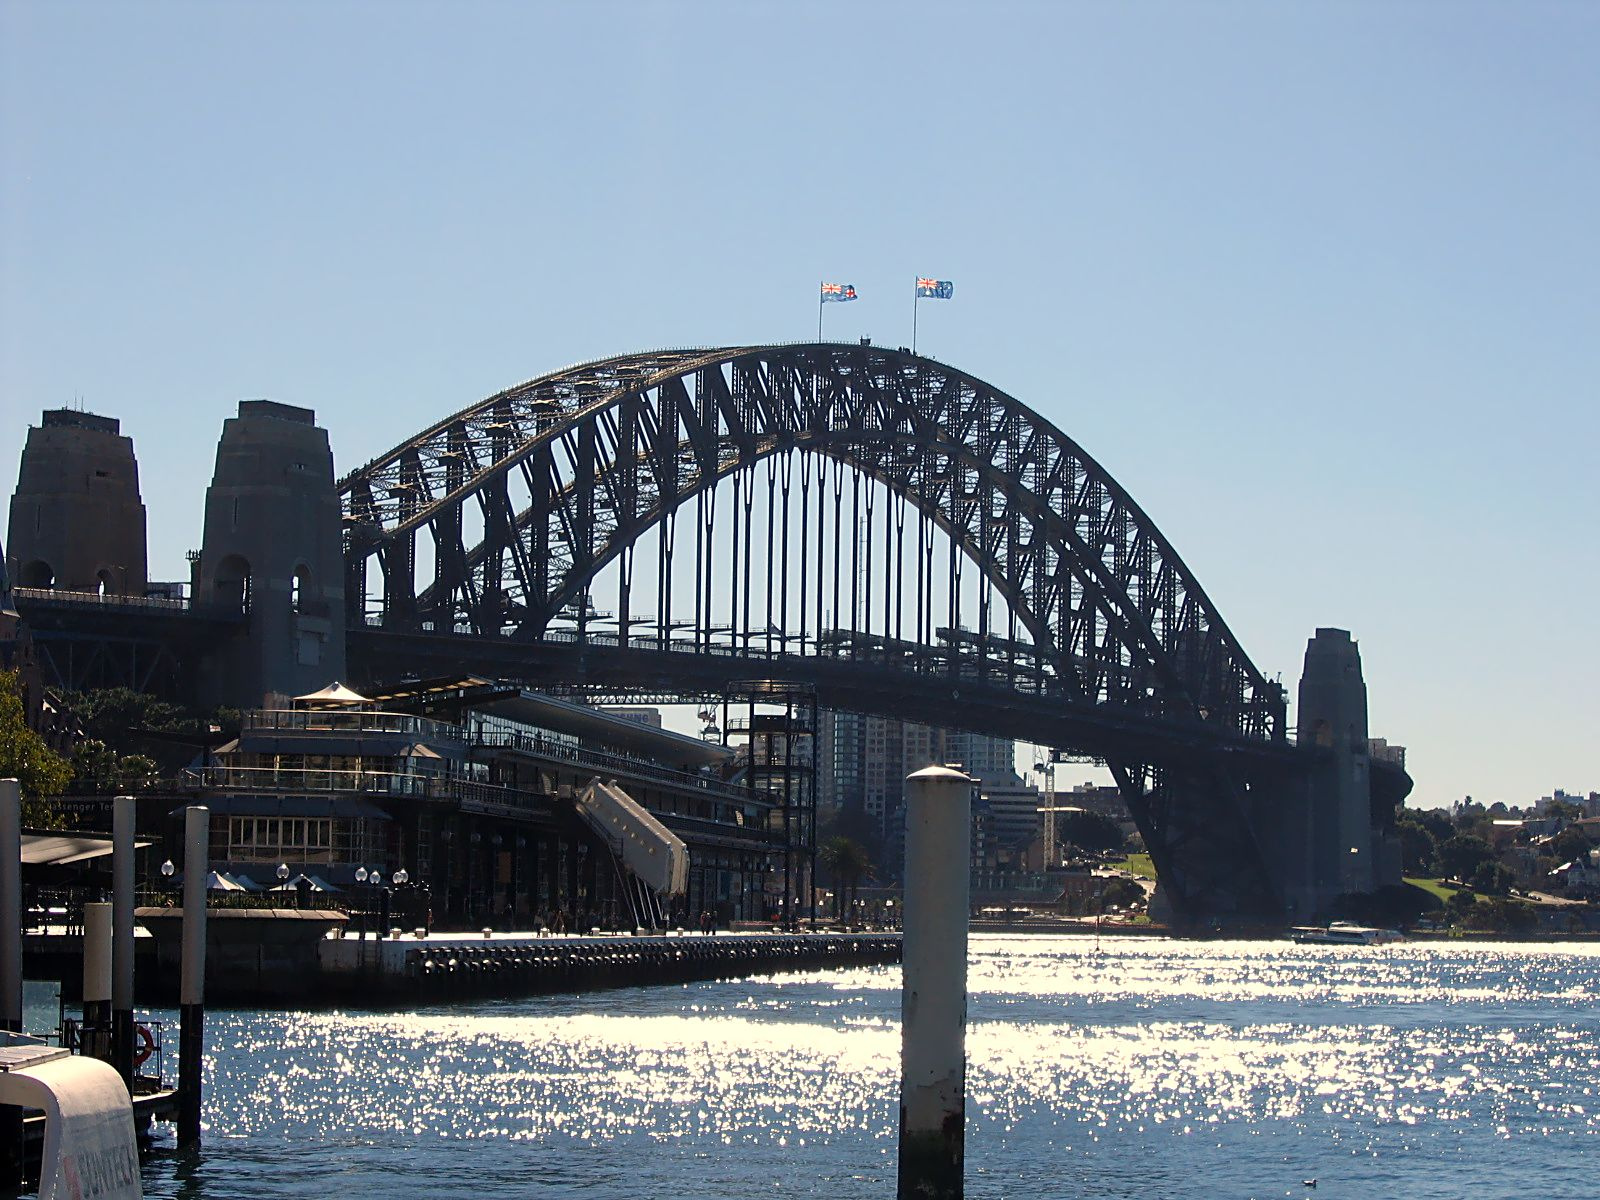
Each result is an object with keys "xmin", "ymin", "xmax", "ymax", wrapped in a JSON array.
[{"xmin": 292, "ymin": 682, "xmax": 371, "ymax": 709}]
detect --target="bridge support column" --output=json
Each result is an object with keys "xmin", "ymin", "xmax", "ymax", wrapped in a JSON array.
[
  {"xmin": 195, "ymin": 400, "xmax": 346, "ymax": 709},
  {"xmin": 1272, "ymin": 628, "xmax": 1385, "ymax": 919}
]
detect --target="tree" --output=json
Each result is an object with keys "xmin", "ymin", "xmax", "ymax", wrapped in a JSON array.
[
  {"xmin": 1547, "ymin": 826, "xmax": 1594, "ymax": 865},
  {"xmin": 1435, "ymin": 834, "xmax": 1493, "ymax": 883},
  {"xmin": 1407, "ymin": 807, "xmax": 1454, "ymax": 843},
  {"xmin": 818, "ymin": 836, "xmax": 872, "ymax": 922},
  {"xmin": 69, "ymin": 739, "xmax": 159, "ymax": 792},
  {"xmin": 57, "ymin": 687, "xmax": 238, "ymax": 775},
  {"xmin": 1098, "ymin": 877, "xmax": 1145, "ymax": 912},
  {"xmin": 1395, "ymin": 815, "xmax": 1438, "ymax": 875},
  {"xmin": 1469, "ymin": 861, "xmax": 1516, "ymax": 896},
  {"xmin": 1054, "ymin": 809, "xmax": 1125, "ymax": 855},
  {"xmin": 0, "ymin": 669, "xmax": 73, "ymax": 825}
]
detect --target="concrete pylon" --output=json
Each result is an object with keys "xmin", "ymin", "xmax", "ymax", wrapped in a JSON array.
[
  {"xmin": 6, "ymin": 410, "xmax": 147, "ymax": 595},
  {"xmin": 1292, "ymin": 627, "xmax": 1376, "ymax": 913},
  {"xmin": 195, "ymin": 400, "xmax": 346, "ymax": 708}
]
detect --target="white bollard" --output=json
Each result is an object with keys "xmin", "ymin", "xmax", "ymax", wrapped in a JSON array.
[
  {"xmin": 83, "ymin": 902, "xmax": 113, "ymax": 1058},
  {"xmin": 0, "ymin": 778, "xmax": 20, "ymax": 1034},
  {"xmin": 0, "ymin": 778, "xmax": 19, "ymax": 1192},
  {"xmin": 179, "ymin": 805, "xmax": 209, "ymax": 1146},
  {"xmin": 111, "ymin": 794, "xmax": 136, "ymax": 1088},
  {"xmin": 898, "ymin": 765, "xmax": 972, "ymax": 1200}
]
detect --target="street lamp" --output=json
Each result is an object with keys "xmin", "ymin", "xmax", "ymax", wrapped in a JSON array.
[
  {"xmin": 391, "ymin": 869, "xmax": 409, "ymax": 932},
  {"xmin": 355, "ymin": 866, "xmax": 370, "ymax": 938}
]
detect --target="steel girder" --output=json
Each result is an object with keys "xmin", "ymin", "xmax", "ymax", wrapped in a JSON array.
[
  {"xmin": 341, "ymin": 345, "xmax": 1284, "ymax": 740},
  {"xmin": 339, "ymin": 344, "xmax": 1292, "ymax": 920}
]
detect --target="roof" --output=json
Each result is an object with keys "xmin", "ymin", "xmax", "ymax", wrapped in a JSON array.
[
  {"xmin": 293, "ymin": 682, "xmax": 371, "ymax": 707},
  {"xmin": 22, "ymin": 833, "xmax": 155, "ymax": 867},
  {"xmin": 475, "ymin": 691, "xmax": 733, "ymax": 768},
  {"xmin": 359, "ymin": 675, "xmax": 500, "ymax": 706}
]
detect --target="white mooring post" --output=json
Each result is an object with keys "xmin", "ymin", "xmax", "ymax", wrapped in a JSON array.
[
  {"xmin": 178, "ymin": 805, "xmax": 209, "ymax": 1146},
  {"xmin": 2, "ymin": 777, "xmax": 22, "ymax": 1192},
  {"xmin": 1, "ymin": 778, "xmax": 20, "ymax": 1035},
  {"xmin": 83, "ymin": 902, "xmax": 113, "ymax": 1059},
  {"xmin": 111, "ymin": 794, "xmax": 136, "ymax": 1089},
  {"xmin": 898, "ymin": 765, "xmax": 972, "ymax": 1200}
]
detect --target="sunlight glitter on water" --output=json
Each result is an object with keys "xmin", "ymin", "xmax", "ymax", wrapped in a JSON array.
[{"xmin": 145, "ymin": 936, "xmax": 1600, "ymax": 1199}]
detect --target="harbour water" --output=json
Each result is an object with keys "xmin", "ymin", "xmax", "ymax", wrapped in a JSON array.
[{"xmin": 128, "ymin": 935, "xmax": 1597, "ymax": 1199}]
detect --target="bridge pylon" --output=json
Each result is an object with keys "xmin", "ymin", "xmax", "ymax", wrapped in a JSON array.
[
  {"xmin": 194, "ymin": 401, "xmax": 346, "ymax": 709},
  {"xmin": 6, "ymin": 409, "xmax": 147, "ymax": 596},
  {"xmin": 1251, "ymin": 627, "xmax": 1405, "ymax": 922}
]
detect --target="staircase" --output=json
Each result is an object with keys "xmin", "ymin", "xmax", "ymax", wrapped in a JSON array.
[{"xmin": 570, "ymin": 777, "xmax": 689, "ymax": 931}]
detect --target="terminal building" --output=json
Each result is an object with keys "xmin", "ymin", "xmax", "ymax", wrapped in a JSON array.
[{"xmin": 181, "ymin": 678, "xmax": 779, "ymax": 930}]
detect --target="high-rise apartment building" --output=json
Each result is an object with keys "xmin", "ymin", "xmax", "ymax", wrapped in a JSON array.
[{"xmin": 821, "ymin": 710, "xmax": 1019, "ymax": 838}]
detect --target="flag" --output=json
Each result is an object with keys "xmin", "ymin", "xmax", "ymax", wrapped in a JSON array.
[
  {"xmin": 820, "ymin": 282, "xmax": 858, "ymax": 302},
  {"xmin": 916, "ymin": 278, "xmax": 954, "ymax": 300}
]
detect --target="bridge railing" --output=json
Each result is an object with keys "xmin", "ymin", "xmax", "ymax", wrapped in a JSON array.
[
  {"xmin": 182, "ymin": 765, "xmax": 542, "ymax": 815},
  {"xmin": 13, "ymin": 586, "xmax": 239, "ymax": 617},
  {"xmin": 244, "ymin": 709, "xmax": 465, "ymax": 742}
]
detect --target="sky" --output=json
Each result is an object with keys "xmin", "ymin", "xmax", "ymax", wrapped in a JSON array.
[{"xmin": 2, "ymin": 1, "xmax": 1595, "ymax": 811}]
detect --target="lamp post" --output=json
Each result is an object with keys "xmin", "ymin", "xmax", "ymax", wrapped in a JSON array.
[
  {"xmin": 161, "ymin": 859, "xmax": 176, "ymax": 892},
  {"xmin": 391, "ymin": 869, "xmax": 408, "ymax": 933},
  {"xmin": 354, "ymin": 866, "xmax": 370, "ymax": 938},
  {"xmin": 366, "ymin": 866, "xmax": 386, "ymax": 938}
]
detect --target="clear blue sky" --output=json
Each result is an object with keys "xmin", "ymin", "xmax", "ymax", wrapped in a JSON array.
[{"xmin": 3, "ymin": 1, "xmax": 1595, "ymax": 810}]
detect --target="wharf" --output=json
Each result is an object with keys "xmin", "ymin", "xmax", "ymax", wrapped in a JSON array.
[{"xmin": 318, "ymin": 929, "xmax": 902, "ymax": 1004}]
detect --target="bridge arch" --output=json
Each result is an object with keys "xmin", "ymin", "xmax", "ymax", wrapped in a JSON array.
[
  {"xmin": 338, "ymin": 344, "xmax": 1298, "ymax": 922},
  {"xmin": 340, "ymin": 343, "xmax": 1283, "ymax": 745}
]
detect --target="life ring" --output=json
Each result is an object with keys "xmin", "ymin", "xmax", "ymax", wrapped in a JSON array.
[{"xmin": 133, "ymin": 1023, "xmax": 155, "ymax": 1068}]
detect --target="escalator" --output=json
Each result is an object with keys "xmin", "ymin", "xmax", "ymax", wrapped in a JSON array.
[{"xmin": 571, "ymin": 776, "xmax": 689, "ymax": 931}]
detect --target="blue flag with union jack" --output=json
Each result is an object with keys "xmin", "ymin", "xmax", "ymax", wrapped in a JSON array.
[
  {"xmin": 916, "ymin": 278, "xmax": 954, "ymax": 300},
  {"xmin": 820, "ymin": 282, "xmax": 858, "ymax": 302}
]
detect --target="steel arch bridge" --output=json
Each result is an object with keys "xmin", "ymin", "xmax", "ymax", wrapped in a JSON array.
[{"xmin": 340, "ymin": 343, "xmax": 1300, "ymax": 923}]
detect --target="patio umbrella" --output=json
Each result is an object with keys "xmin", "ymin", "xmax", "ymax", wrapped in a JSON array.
[
  {"xmin": 204, "ymin": 870, "xmax": 247, "ymax": 892},
  {"xmin": 270, "ymin": 872, "xmax": 340, "ymax": 893}
]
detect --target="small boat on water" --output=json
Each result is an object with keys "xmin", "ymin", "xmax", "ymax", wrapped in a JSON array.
[{"xmin": 1290, "ymin": 920, "xmax": 1405, "ymax": 946}]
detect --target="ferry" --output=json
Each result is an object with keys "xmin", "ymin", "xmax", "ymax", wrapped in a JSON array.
[{"xmin": 1290, "ymin": 920, "xmax": 1405, "ymax": 946}]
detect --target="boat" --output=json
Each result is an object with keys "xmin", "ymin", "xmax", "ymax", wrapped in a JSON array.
[{"xmin": 1290, "ymin": 920, "xmax": 1405, "ymax": 946}]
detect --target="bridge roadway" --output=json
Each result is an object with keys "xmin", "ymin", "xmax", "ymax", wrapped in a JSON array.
[
  {"xmin": 12, "ymin": 586, "xmax": 242, "ymax": 695},
  {"xmin": 350, "ymin": 625, "xmax": 1305, "ymax": 772}
]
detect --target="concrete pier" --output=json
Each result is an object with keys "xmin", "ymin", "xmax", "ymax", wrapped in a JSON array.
[{"xmin": 318, "ymin": 930, "xmax": 901, "ymax": 1005}]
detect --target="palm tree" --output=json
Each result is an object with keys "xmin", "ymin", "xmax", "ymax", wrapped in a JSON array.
[{"xmin": 819, "ymin": 836, "xmax": 872, "ymax": 923}]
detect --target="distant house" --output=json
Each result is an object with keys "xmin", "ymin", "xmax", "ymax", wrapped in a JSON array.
[
  {"xmin": 1548, "ymin": 849, "xmax": 1600, "ymax": 897},
  {"xmin": 1488, "ymin": 819, "xmax": 1524, "ymax": 849}
]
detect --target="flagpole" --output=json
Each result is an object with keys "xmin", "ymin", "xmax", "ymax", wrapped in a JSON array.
[
  {"xmin": 818, "ymin": 282, "xmax": 824, "ymax": 343},
  {"xmin": 912, "ymin": 285, "xmax": 920, "ymax": 355}
]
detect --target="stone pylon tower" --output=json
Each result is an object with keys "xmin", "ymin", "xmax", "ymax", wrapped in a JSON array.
[
  {"xmin": 195, "ymin": 400, "xmax": 346, "ymax": 708},
  {"xmin": 6, "ymin": 410, "xmax": 148, "ymax": 595},
  {"xmin": 1294, "ymin": 627, "xmax": 1377, "ymax": 908}
]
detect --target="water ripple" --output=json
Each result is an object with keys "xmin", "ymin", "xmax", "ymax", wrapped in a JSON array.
[{"xmin": 137, "ymin": 937, "xmax": 1600, "ymax": 1199}]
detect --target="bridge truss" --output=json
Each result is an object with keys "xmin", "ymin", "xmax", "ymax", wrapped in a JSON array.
[{"xmin": 340, "ymin": 343, "xmax": 1295, "ymax": 923}]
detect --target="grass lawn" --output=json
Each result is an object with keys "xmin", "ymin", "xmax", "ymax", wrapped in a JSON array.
[
  {"xmin": 1121, "ymin": 853, "xmax": 1157, "ymax": 880},
  {"xmin": 1405, "ymin": 876, "xmax": 1465, "ymax": 905}
]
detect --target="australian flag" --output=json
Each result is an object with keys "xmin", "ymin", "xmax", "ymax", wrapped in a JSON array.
[
  {"xmin": 916, "ymin": 278, "xmax": 954, "ymax": 300},
  {"xmin": 820, "ymin": 282, "xmax": 858, "ymax": 302}
]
